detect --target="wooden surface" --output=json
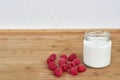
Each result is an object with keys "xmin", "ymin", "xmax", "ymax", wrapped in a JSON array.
[{"xmin": 0, "ymin": 29, "xmax": 119, "ymax": 80}]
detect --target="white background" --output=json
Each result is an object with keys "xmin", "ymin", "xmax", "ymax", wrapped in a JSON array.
[{"xmin": 0, "ymin": 0, "xmax": 120, "ymax": 29}]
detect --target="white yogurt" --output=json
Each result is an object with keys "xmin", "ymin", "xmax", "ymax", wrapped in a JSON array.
[{"xmin": 83, "ymin": 31, "xmax": 112, "ymax": 68}]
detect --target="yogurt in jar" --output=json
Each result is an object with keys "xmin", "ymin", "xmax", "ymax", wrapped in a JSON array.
[{"xmin": 83, "ymin": 31, "xmax": 112, "ymax": 68}]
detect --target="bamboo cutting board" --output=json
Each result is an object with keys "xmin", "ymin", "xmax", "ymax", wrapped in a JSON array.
[{"xmin": 0, "ymin": 29, "xmax": 119, "ymax": 80}]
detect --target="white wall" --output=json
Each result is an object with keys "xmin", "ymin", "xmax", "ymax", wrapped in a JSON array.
[{"xmin": 0, "ymin": 0, "xmax": 120, "ymax": 29}]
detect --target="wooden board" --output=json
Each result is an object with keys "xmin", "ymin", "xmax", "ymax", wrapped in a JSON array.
[{"xmin": 0, "ymin": 29, "xmax": 119, "ymax": 80}]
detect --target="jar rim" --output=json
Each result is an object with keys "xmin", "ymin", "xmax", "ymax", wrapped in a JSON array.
[{"xmin": 84, "ymin": 30, "xmax": 111, "ymax": 41}]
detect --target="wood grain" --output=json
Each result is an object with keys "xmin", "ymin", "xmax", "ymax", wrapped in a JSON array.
[{"xmin": 0, "ymin": 29, "xmax": 119, "ymax": 80}]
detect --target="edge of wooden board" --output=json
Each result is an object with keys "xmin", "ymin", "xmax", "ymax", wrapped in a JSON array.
[{"xmin": 0, "ymin": 29, "xmax": 119, "ymax": 35}]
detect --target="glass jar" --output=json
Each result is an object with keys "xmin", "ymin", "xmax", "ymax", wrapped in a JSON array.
[{"xmin": 83, "ymin": 30, "xmax": 112, "ymax": 68}]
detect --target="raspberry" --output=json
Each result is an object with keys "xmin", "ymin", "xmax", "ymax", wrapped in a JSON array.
[
  {"xmin": 48, "ymin": 62, "xmax": 57, "ymax": 71},
  {"xmin": 60, "ymin": 64, "xmax": 68, "ymax": 72},
  {"xmin": 54, "ymin": 68, "xmax": 63, "ymax": 77},
  {"xmin": 68, "ymin": 53, "xmax": 77, "ymax": 61},
  {"xmin": 46, "ymin": 53, "xmax": 86, "ymax": 77},
  {"xmin": 58, "ymin": 58, "xmax": 68, "ymax": 66},
  {"xmin": 77, "ymin": 64, "xmax": 86, "ymax": 73},
  {"xmin": 47, "ymin": 57, "xmax": 55, "ymax": 64},
  {"xmin": 73, "ymin": 58, "xmax": 81, "ymax": 65},
  {"xmin": 49, "ymin": 53, "xmax": 56, "ymax": 60},
  {"xmin": 60, "ymin": 54, "xmax": 67, "ymax": 59},
  {"xmin": 68, "ymin": 61, "xmax": 76, "ymax": 69},
  {"xmin": 69, "ymin": 67, "xmax": 78, "ymax": 76}
]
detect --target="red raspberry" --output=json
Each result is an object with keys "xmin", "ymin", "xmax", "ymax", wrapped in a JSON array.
[
  {"xmin": 68, "ymin": 54, "xmax": 77, "ymax": 61},
  {"xmin": 58, "ymin": 58, "xmax": 67, "ymax": 66},
  {"xmin": 47, "ymin": 57, "xmax": 55, "ymax": 64},
  {"xmin": 68, "ymin": 61, "xmax": 76, "ymax": 69},
  {"xmin": 60, "ymin": 54, "xmax": 67, "ymax": 59},
  {"xmin": 77, "ymin": 64, "xmax": 86, "ymax": 73},
  {"xmin": 49, "ymin": 53, "xmax": 56, "ymax": 60},
  {"xmin": 60, "ymin": 64, "xmax": 68, "ymax": 72},
  {"xmin": 69, "ymin": 67, "xmax": 78, "ymax": 76},
  {"xmin": 54, "ymin": 68, "xmax": 63, "ymax": 77},
  {"xmin": 73, "ymin": 58, "xmax": 81, "ymax": 65},
  {"xmin": 48, "ymin": 62, "xmax": 57, "ymax": 71}
]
